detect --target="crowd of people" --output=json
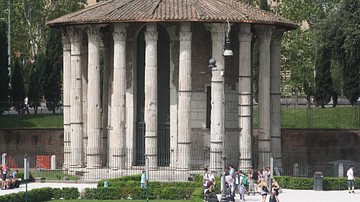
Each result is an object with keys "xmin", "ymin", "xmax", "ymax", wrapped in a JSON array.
[
  {"xmin": 0, "ymin": 164, "xmax": 21, "ymax": 190},
  {"xmin": 203, "ymin": 165, "xmax": 281, "ymax": 202}
]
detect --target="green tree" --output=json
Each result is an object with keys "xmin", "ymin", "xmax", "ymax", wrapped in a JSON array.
[
  {"xmin": 0, "ymin": 20, "xmax": 9, "ymax": 115},
  {"xmin": 43, "ymin": 28, "xmax": 62, "ymax": 114},
  {"xmin": 11, "ymin": 59, "xmax": 25, "ymax": 114},
  {"xmin": 279, "ymin": 0, "xmax": 341, "ymax": 101},
  {"xmin": 314, "ymin": 46, "xmax": 332, "ymax": 108},
  {"xmin": 28, "ymin": 53, "xmax": 46, "ymax": 114}
]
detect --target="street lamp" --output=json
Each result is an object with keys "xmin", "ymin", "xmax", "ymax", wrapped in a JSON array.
[{"xmin": 208, "ymin": 21, "xmax": 233, "ymax": 202}]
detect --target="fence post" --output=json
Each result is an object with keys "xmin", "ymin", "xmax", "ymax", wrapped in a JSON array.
[
  {"xmin": 338, "ymin": 163, "xmax": 344, "ymax": 177},
  {"xmin": 293, "ymin": 163, "xmax": 299, "ymax": 176},
  {"xmin": 51, "ymin": 155, "xmax": 56, "ymax": 170},
  {"xmin": 1, "ymin": 153, "xmax": 6, "ymax": 166}
]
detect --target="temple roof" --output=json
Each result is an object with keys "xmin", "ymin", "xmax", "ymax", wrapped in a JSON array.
[{"xmin": 47, "ymin": 0, "xmax": 297, "ymax": 29}]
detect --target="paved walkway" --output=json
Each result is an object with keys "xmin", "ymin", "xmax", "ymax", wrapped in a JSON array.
[
  {"xmin": 0, "ymin": 182, "xmax": 97, "ymax": 196},
  {"xmin": 219, "ymin": 189, "xmax": 359, "ymax": 202},
  {"xmin": 0, "ymin": 183, "xmax": 358, "ymax": 202}
]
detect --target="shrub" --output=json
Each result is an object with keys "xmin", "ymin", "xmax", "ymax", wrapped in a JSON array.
[{"xmin": 62, "ymin": 187, "xmax": 80, "ymax": 199}]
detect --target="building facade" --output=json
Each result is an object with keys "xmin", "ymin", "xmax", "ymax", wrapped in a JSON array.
[{"xmin": 48, "ymin": 0, "xmax": 296, "ymax": 173}]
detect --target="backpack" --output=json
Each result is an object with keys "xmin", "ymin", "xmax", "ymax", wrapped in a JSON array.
[{"xmin": 241, "ymin": 175, "xmax": 248, "ymax": 186}]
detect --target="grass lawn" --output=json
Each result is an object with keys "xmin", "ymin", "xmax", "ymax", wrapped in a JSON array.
[
  {"xmin": 49, "ymin": 200, "xmax": 185, "ymax": 202},
  {"xmin": 0, "ymin": 114, "xmax": 63, "ymax": 128},
  {"xmin": 1, "ymin": 106, "xmax": 360, "ymax": 129}
]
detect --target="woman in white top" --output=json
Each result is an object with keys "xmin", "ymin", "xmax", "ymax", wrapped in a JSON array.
[{"xmin": 347, "ymin": 165, "xmax": 355, "ymax": 193}]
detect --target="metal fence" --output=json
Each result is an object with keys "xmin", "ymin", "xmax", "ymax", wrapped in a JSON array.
[{"xmin": 2, "ymin": 146, "xmax": 359, "ymax": 181}]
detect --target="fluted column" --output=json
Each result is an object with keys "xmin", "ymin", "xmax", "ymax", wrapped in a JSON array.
[
  {"xmin": 238, "ymin": 23, "xmax": 253, "ymax": 170},
  {"xmin": 271, "ymin": 29, "xmax": 284, "ymax": 171},
  {"xmin": 109, "ymin": 23, "xmax": 127, "ymax": 169},
  {"xmin": 62, "ymin": 29, "xmax": 71, "ymax": 170},
  {"xmin": 144, "ymin": 23, "xmax": 158, "ymax": 169},
  {"xmin": 255, "ymin": 25, "xmax": 273, "ymax": 169},
  {"xmin": 81, "ymin": 36, "xmax": 88, "ymax": 166},
  {"xmin": 208, "ymin": 23, "xmax": 225, "ymax": 174},
  {"xmin": 86, "ymin": 26, "xmax": 102, "ymax": 168},
  {"xmin": 69, "ymin": 27, "xmax": 83, "ymax": 168},
  {"xmin": 177, "ymin": 22, "xmax": 192, "ymax": 170},
  {"xmin": 101, "ymin": 31, "xmax": 112, "ymax": 167}
]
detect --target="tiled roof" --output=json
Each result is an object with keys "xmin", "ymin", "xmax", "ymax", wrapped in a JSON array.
[{"xmin": 47, "ymin": 0, "xmax": 297, "ymax": 29}]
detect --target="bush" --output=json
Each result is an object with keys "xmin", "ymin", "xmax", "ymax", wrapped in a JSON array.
[
  {"xmin": 62, "ymin": 187, "xmax": 80, "ymax": 199},
  {"xmin": 0, "ymin": 187, "xmax": 79, "ymax": 202},
  {"xmin": 274, "ymin": 176, "xmax": 359, "ymax": 190}
]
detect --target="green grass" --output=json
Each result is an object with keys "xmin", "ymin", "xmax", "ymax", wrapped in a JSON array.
[
  {"xmin": 0, "ymin": 114, "xmax": 63, "ymax": 128},
  {"xmin": 49, "ymin": 200, "xmax": 185, "ymax": 202},
  {"xmin": 1, "ymin": 106, "xmax": 360, "ymax": 129}
]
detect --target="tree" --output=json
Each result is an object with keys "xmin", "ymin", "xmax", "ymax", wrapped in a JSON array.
[
  {"xmin": 28, "ymin": 53, "xmax": 45, "ymax": 114},
  {"xmin": 11, "ymin": 59, "xmax": 25, "ymax": 114},
  {"xmin": 43, "ymin": 28, "xmax": 62, "ymax": 114},
  {"xmin": 316, "ymin": 0, "xmax": 360, "ymax": 105},
  {"xmin": 0, "ymin": 20, "xmax": 9, "ymax": 115},
  {"xmin": 279, "ymin": 0, "xmax": 341, "ymax": 101},
  {"xmin": 314, "ymin": 46, "xmax": 333, "ymax": 108}
]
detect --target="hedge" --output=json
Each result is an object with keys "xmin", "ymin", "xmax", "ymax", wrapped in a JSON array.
[
  {"xmin": 274, "ymin": 176, "xmax": 359, "ymax": 190},
  {"xmin": 0, "ymin": 187, "xmax": 79, "ymax": 202}
]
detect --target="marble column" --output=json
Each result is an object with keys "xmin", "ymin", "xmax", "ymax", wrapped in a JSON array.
[
  {"xmin": 255, "ymin": 25, "xmax": 273, "ymax": 169},
  {"xmin": 109, "ymin": 23, "xmax": 127, "ymax": 169},
  {"xmin": 86, "ymin": 26, "xmax": 102, "ymax": 168},
  {"xmin": 177, "ymin": 22, "xmax": 192, "ymax": 170},
  {"xmin": 62, "ymin": 29, "xmax": 71, "ymax": 170},
  {"xmin": 144, "ymin": 23, "xmax": 158, "ymax": 169},
  {"xmin": 238, "ymin": 23, "xmax": 253, "ymax": 170},
  {"xmin": 69, "ymin": 27, "xmax": 83, "ymax": 168},
  {"xmin": 81, "ymin": 35, "xmax": 88, "ymax": 166},
  {"xmin": 270, "ymin": 29, "xmax": 284, "ymax": 171},
  {"xmin": 101, "ymin": 31, "xmax": 112, "ymax": 167},
  {"xmin": 208, "ymin": 23, "xmax": 225, "ymax": 173}
]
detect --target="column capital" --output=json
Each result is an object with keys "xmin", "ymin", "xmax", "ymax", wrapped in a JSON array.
[
  {"xmin": 145, "ymin": 30, "xmax": 158, "ymax": 41},
  {"xmin": 113, "ymin": 30, "xmax": 127, "ymax": 41},
  {"xmin": 62, "ymin": 28, "xmax": 71, "ymax": 50},
  {"xmin": 271, "ymin": 29, "xmax": 285, "ymax": 45},
  {"xmin": 206, "ymin": 23, "xmax": 224, "ymax": 42},
  {"xmin": 87, "ymin": 26, "xmax": 101, "ymax": 43},
  {"xmin": 68, "ymin": 27, "xmax": 83, "ymax": 43},
  {"xmin": 179, "ymin": 32, "xmax": 192, "ymax": 41},
  {"xmin": 238, "ymin": 24, "xmax": 252, "ymax": 43},
  {"xmin": 254, "ymin": 25, "xmax": 274, "ymax": 44}
]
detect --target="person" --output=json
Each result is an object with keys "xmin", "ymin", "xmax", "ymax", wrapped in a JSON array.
[
  {"xmin": 24, "ymin": 96, "xmax": 29, "ymax": 114},
  {"xmin": 1, "ymin": 164, "xmax": 9, "ymax": 189},
  {"xmin": 232, "ymin": 170, "xmax": 240, "ymax": 199},
  {"xmin": 229, "ymin": 165, "xmax": 235, "ymax": 176},
  {"xmin": 239, "ymin": 170, "xmax": 247, "ymax": 201},
  {"xmin": 347, "ymin": 165, "xmax": 355, "ymax": 194},
  {"xmin": 271, "ymin": 179, "xmax": 281, "ymax": 202},
  {"xmin": 203, "ymin": 168, "xmax": 211, "ymax": 191},
  {"xmin": 258, "ymin": 179, "xmax": 269, "ymax": 202},
  {"xmin": 248, "ymin": 168, "xmax": 258, "ymax": 195},
  {"xmin": 140, "ymin": 170, "xmax": 146, "ymax": 188}
]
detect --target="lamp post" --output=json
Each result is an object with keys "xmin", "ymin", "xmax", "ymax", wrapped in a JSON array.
[
  {"xmin": 24, "ymin": 154, "xmax": 29, "ymax": 202},
  {"xmin": 208, "ymin": 21, "xmax": 233, "ymax": 202}
]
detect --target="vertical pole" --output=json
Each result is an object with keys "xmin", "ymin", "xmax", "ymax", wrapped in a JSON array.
[
  {"xmin": 24, "ymin": 155, "xmax": 29, "ymax": 202},
  {"xmin": 8, "ymin": 0, "xmax": 11, "ymax": 79},
  {"xmin": 269, "ymin": 157, "xmax": 274, "ymax": 202},
  {"xmin": 145, "ymin": 157, "xmax": 149, "ymax": 202}
]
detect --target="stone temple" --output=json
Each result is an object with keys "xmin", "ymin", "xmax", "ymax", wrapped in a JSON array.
[{"xmin": 47, "ymin": 0, "xmax": 296, "ymax": 173}]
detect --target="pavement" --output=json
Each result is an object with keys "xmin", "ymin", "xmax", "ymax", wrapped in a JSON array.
[
  {"xmin": 0, "ymin": 182, "xmax": 97, "ymax": 196},
  {"xmin": 0, "ymin": 183, "xmax": 359, "ymax": 202},
  {"xmin": 218, "ymin": 189, "xmax": 360, "ymax": 202}
]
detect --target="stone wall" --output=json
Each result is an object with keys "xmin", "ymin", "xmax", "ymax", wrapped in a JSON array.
[{"xmin": 0, "ymin": 129, "xmax": 64, "ymax": 168}]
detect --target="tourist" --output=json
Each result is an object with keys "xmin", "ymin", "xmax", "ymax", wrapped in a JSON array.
[
  {"xmin": 258, "ymin": 179, "xmax": 269, "ymax": 202},
  {"xmin": 239, "ymin": 170, "xmax": 247, "ymax": 201},
  {"xmin": 140, "ymin": 170, "xmax": 146, "ymax": 188},
  {"xmin": 347, "ymin": 165, "xmax": 355, "ymax": 194}
]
